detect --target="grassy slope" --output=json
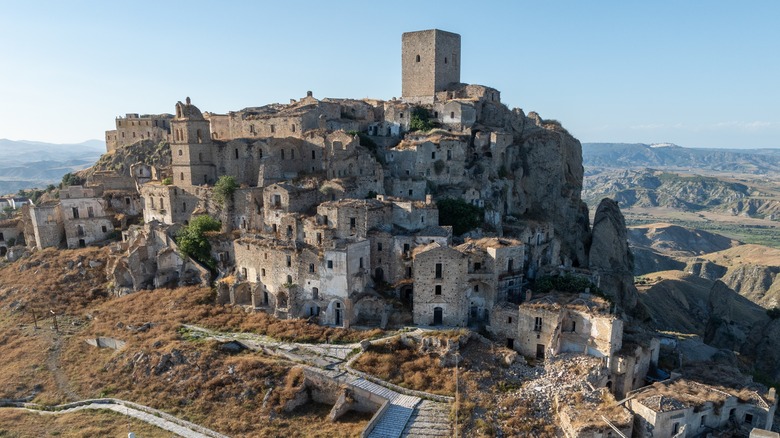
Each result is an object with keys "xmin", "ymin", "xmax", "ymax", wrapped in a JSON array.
[{"xmin": 0, "ymin": 247, "xmax": 378, "ymax": 437}]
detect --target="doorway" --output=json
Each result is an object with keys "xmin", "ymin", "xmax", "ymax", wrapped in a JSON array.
[
  {"xmin": 433, "ymin": 307, "xmax": 443, "ymax": 325},
  {"xmin": 536, "ymin": 344, "xmax": 545, "ymax": 360},
  {"xmin": 335, "ymin": 302, "xmax": 343, "ymax": 326}
]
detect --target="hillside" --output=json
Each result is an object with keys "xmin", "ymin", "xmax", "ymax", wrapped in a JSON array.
[
  {"xmin": 583, "ymin": 169, "xmax": 780, "ymax": 219},
  {"xmin": 0, "ymin": 139, "xmax": 104, "ymax": 194},
  {"xmin": 629, "ymin": 223, "xmax": 780, "ymax": 310},
  {"xmin": 582, "ymin": 142, "xmax": 780, "ymax": 173},
  {"xmin": 0, "ymin": 247, "xmax": 381, "ymax": 437}
]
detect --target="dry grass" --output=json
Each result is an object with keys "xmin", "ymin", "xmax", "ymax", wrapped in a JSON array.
[
  {"xmin": 0, "ymin": 317, "xmax": 55, "ymax": 401},
  {"xmin": 352, "ymin": 338, "xmax": 455, "ymax": 396},
  {"xmin": 0, "ymin": 408, "xmax": 172, "ymax": 437},
  {"xmin": 563, "ymin": 389, "xmax": 632, "ymax": 430},
  {"xmin": 0, "ymin": 250, "xmax": 381, "ymax": 437}
]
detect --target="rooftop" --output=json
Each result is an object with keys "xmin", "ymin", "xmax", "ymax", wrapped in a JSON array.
[{"xmin": 633, "ymin": 379, "xmax": 772, "ymax": 413}]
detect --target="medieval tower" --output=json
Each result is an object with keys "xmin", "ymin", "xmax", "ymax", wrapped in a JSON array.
[
  {"xmin": 401, "ymin": 29, "xmax": 461, "ymax": 104},
  {"xmin": 170, "ymin": 97, "xmax": 216, "ymax": 186}
]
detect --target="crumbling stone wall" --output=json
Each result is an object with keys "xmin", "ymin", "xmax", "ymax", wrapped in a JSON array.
[
  {"xmin": 29, "ymin": 203, "xmax": 64, "ymax": 249},
  {"xmin": 106, "ymin": 113, "xmax": 172, "ymax": 152}
]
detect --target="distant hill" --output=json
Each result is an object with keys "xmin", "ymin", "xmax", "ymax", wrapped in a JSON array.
[
  {"xmin": 582, "ymin": 143, "xmax": 780, "ymax": 173},
  {"xmin": 582, "ymin": 168, "xmax": 780, "ymax": 219},
  {"xmin": 0, "ymin": 139, "xmax": 104, "ymax": 195}
]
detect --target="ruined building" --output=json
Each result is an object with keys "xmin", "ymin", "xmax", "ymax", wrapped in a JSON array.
[{"xmin": 99, "ymin": 29, "xmax": 624, "ymax": 334}]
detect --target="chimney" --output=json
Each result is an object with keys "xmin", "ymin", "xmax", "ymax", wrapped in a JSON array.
[
  {"xmin": 376, "ymin": 194, "xmax": 385, "ymax": 201},
  {"xmin": 307, "ymin": 90, "xmax": 313, "ymax": 97}
]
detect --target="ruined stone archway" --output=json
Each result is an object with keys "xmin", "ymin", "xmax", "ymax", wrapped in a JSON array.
[
  {"xmin": 325, "ymin": 299, "xmax": 346, "ymax": 327},
  {"xmin": 353, "ymin": 296, "xmax": 384, "ymax": 327},
  {"xmin": 233, "ymin": 282, "xmax": 252, "ymax": 305},
  {"xmin": 400, "ymin": 285, "xmax": 413, "ymax": 309}
]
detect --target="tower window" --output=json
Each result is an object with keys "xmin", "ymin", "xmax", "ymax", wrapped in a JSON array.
[
  {"xmin": 415, "ymin": 54, "xmax": 420, "ymax": 62},
  {"xmin": 435, "ymin": 285, "xmax": 441, "ymax": 295},
  {"xmin": 235, "ymin": 148, "xmax": 239, "ymax": 159},
  {"xmin": 444, "ymin": 57, "xmax": 448, "ymax": 64}
]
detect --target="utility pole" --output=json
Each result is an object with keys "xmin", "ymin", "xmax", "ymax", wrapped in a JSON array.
[{"xmin": 50, "ymin": 310, "xmax": 58, "ymax": 333}]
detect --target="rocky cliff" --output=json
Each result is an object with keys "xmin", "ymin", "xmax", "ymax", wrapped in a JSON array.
[
  {"xmin": 518, "ymin": 113, "xmax": 590, "ymax": 266},
  {"xmin": 588, "ymin": 198, "xmax": 638, "ymax": 313}
]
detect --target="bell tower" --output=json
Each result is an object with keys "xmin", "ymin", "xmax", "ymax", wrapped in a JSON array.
[{"xmin": 170, "ymin": 97, "xmax": 216, "ymax": 186}]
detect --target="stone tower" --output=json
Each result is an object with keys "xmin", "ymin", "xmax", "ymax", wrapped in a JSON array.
[
  {"xmin": 170, "ymin": 97, "xmax": 216, "ymax": 186},
  {"xmin": 401, "ymin": 29, "xmax": 461, "ymax": 104}
]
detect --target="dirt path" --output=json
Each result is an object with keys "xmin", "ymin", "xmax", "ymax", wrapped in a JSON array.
[{"xmin": 44, "ymin": 333, "xmax": 81, "ymax": 402}]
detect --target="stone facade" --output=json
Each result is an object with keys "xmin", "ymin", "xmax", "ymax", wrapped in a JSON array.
[
  {"xmin": 105, "ymin": 113, "xmax": 172, "ymax": 152},
  {"xmin": 59, "ymin": 185, "xmax": 114, "ymax": 248},
  {"xmin": 28, "ymin": 203, "xmax": 64, "ymax": 249},
  {"xmin": 402, "ymin": 29, "xmax": 461, "ymax": 104}
]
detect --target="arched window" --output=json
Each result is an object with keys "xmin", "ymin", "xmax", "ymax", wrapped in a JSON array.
[
  {"xmin": 196, "ymin": 129, "xmax": 202, "ymax": 143},
  {"xmin": 178, "ymin": 149, "xmax": 182, "ymax": 156},
  {"xmin": 415, "ymin": 54, "xmax": 420, "ymax": 62}
]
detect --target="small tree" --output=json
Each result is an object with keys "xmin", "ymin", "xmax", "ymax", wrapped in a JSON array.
[
  {"xmin": 212, "ymin": 175, "xmax": 238, "ymax": 206},
  {"xmin": 176, "ymin": 215, "xmax": 221, "ymax": 269},
  {"xmin": 60, "ymin": 172, "xmax": 84, "ymax": 188},
  {"xmin": 161, "ymin": 177, "xmax": 173, "ymax": 185},
  {"xmin": 437, "ymin": 198, "xmax": 483, "ymax": 235},
  {"xmin": 410, "ymin": 107, "xmax": 434, "ymax": 132}
]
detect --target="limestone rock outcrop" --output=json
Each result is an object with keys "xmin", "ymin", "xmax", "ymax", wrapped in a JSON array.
[
  {"xmin": 588, "ymin": 198, "xmax": 638, "ymax": 313},
  {"xmin": 518, "ymin": 114, "xmax": 590, "ymax": 266}
]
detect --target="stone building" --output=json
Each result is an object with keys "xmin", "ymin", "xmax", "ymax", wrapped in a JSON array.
[
  {"xmin": 402, "ymin": 29, "xmax": 461, "ymax": 104},
  {"xmin": 626, "ymin": 379, "xmax": 777, "ymax": 437},
  {"xmin": 411, "ymin": 237, "xmax": 524, "ymax": 326},
  {"xmin": 105, "ymin": 113, "xmax": 172, "ymax": 152},
  {"xmin": 490, "ymin": 293, "xmax": 623, "ymax": 362},
  {"xmin": 0, "ymin": 218, "xmax": 22, "ymax": 258},
  {"xmin": 28, "ymin": 202, "xmax": 64, "ymax": 249},
  {"xmin": 59, "ymin": 185, "xmax": 114, "ymax": 248}
]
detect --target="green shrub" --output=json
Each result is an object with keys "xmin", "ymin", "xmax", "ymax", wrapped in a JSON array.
[
  {"xmin": 60, "ymin": 172, "xmax": 84, "ymax": 188},
  {"xmin": 437, "ymin": 198, "xmax": 483, "ymax": 235},
  {"xmin": 176, "ymin": 215, "xmax": 221, "ymax": 270},
  {"xmin": 534, "ymin": 274, "xmax": 604, "ymax": 297},
  {"xmin": 161, "ymin": 177, "xmax": 173, "ymax": 185},
  {"xmin": 410, "ymin": 107, "xmax": 434, "ymax": 132},
  {"xmin": 212, "ymin": 175, "xmax": 238, "ymax": 206}
]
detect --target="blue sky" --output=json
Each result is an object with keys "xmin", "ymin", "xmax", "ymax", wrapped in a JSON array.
[{"xmin": 1, "ymin": 0, "xmax": 778, "ymax": 148}]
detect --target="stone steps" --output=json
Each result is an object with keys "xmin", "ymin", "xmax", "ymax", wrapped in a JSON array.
[
  {"xmin": 368, "ymin": 403, "xmax": 417, "ymax": 438},
  {"xmin": 401, "ymin": 400, "xmax": 452, "ymax": 438}
]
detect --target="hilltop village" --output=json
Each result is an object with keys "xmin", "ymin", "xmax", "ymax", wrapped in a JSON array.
[{"xmin": 1, "ymin": 30, "xmax": 777, "ymax": 437}]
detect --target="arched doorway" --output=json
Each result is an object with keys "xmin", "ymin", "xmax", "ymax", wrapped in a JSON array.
[
  {"xmin": 433, "ymin": 307, "xmax": 443, "ymax": 326},
  {"xmin": 400, "ymin": 285, "xmax": 413, "ymax": 308},
  {"xmin": 374, "ymin": 267, "xmax": 384, "ymax": 283},
  {"xmin": 335, "ymin": 301, "xmax": 343, "ymax": 326}
]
